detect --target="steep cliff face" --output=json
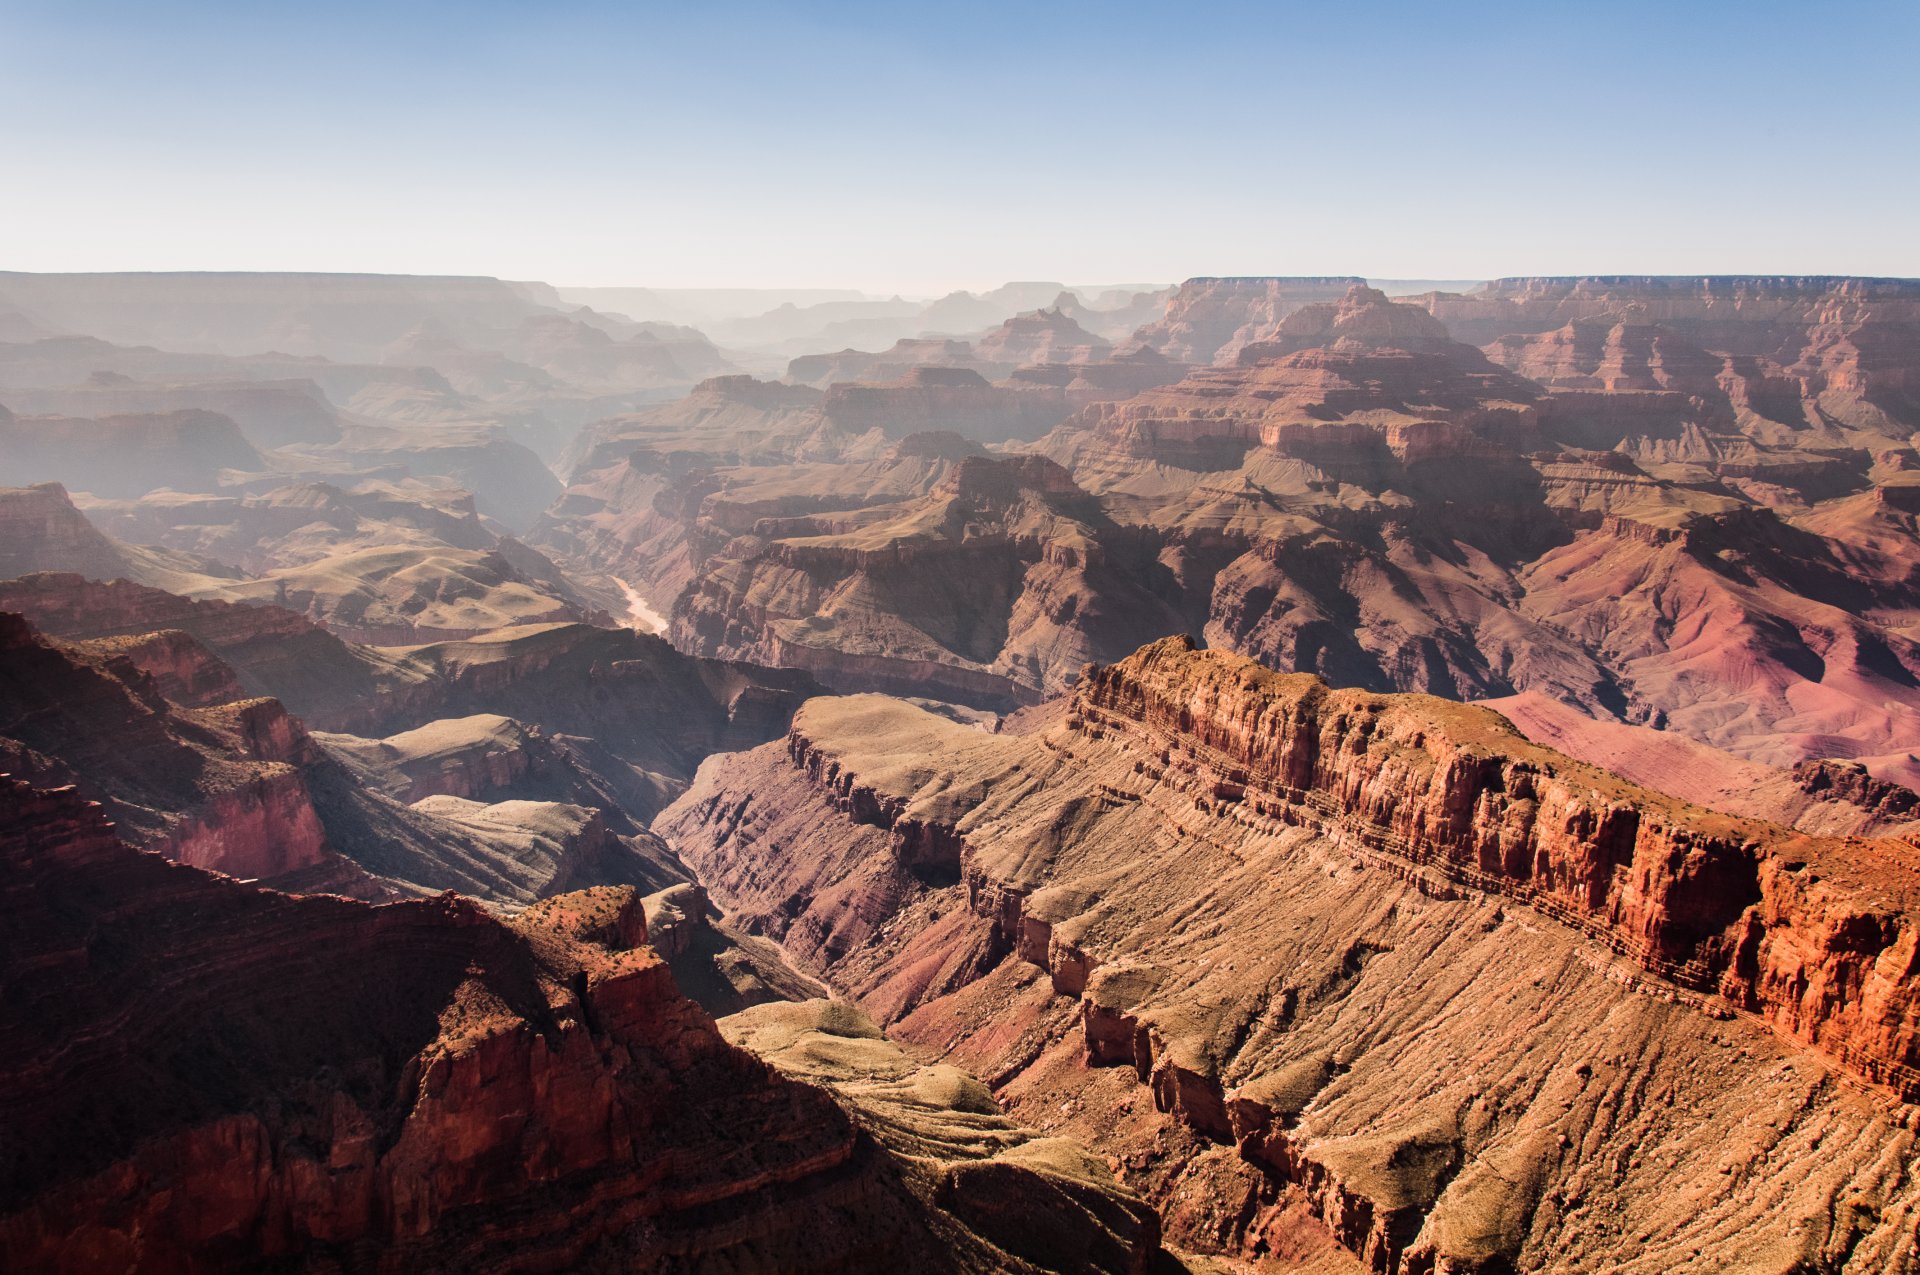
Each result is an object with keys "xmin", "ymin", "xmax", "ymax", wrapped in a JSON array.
[
  {"xmin": 1426, "ymin": 276, "xmax": 1920, "ymax": 441},
  {"xmin": 1005, "ymin": 283, "xmax": 1920, "ymax": 784},
  {"xmin": 1069, "ymin": 638, "xmax": 1920, "ymax": 1082},
  {"xmin": 0, "ymin": 572, "xmax": 438, "ymax": 729},
  {"xmin": 0, "ymin": 777, "xmax": 1172, "ymax": 1273},
  {"xmin": 657, "ymin": 638, "xmax": 1920, "ymax": 1272},
  {"xmin": 670, "ymin": 454, "xmax": 1186, "ymax": 708},
  {"xmin": 1061, "ymin": 287, "xmax": 1545, "ymax": 489},
  {"xmin": 1476, "ymin": 689, "xmax": 1920, "ymax": 841},
  {"xmin": 0, "ymin": 483, "xmax": 190, "ymax": 584},
  {"xmin": 0, "ymin": 781, "xmax": 830, "ymax": 1270},
  {"xmin": 0, "ymin": 611, "xmax": 345, "ymax": 887}
]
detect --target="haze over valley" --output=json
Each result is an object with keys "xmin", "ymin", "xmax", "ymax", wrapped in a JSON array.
[{"xmin": 5, "ymin": 1, "xmax": 1920, "ymax": 1271}]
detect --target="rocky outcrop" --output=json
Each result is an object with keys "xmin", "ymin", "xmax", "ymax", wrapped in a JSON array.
[
  {"xmin": 1126, "ymin": 276, "xmax": 1368, "ymax": 364},
  {"xmin": 1074, "ymin": 637, "xmax": 1920, "ymax": 1092},
  {"xmin": 0, "ymin": 775, "xmax": 1174, "ymax": 1272},
  {"xmin": 1793, "ymin": 758, "xmax": 1920, "ymax": 822},
  {"xmin": 0, "ymin": 572, "xmax": 439, "ymax": 729},
  {"xmin": 972, "ymin": 308, "xmax": 1112, "ymax": 367},
  {"xmin": 68, "ymin": 625, "xmax": 247, "ymax": 707},
  {"xmin": 1063, "ymin": 288, "xmax": 1545, "ymax": 486},
  {"xmin": 0, "ymin": 483, "xmax": 163, "ymax": 583},
  {"xmin": 0, "ymin": 780, "xmax": 807, "ymax": 1269},
  {"xmin": 669, "ymin": 453, "xmax": 1185, "ymax": 707},
  {"xmin": 657, "ymin": 639, "xmax": 1920, "ymax": 1271},
  {"xmin": 1425, "ymin": 276, "xmax": 1920, "ymax": 442},
  {"xmin": 0, "ymin": 611, "xmax": 348, "ymax": 887}
]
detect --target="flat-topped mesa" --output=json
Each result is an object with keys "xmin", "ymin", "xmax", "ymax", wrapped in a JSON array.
[
  {"xmin": 0, "ymin": 407, "xmax": 263, "ymax": 499},
  {"xmin": 784, "ymin": 339, "xmax": 990, "ymax": 390},
  {"xmin": 1075, "ymin": 636, "xmax": 1920, "ymax": 1098},
  {"xmin": 1481, "ymin": 275, "xmax": 1920, "ymax": 302}
]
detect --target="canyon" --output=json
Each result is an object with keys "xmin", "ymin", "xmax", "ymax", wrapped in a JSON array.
[
  {"xmin": 660, "ymin": 638, "xmax": 1920, "ymax": 1271},
  {"xmin": 4, "ymin": 270, "xmax": 1920, "ymax": 1272}
]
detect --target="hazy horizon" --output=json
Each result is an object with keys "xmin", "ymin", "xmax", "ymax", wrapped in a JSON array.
[{"xmin": 4, "ymin": 0, "xmax": 1917, "ymax": 292}]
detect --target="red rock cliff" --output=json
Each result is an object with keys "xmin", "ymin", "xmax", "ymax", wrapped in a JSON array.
[
  {"xmin": 0, "ymin": 775, "xmax": 874, "ymax": 1272},
  {"xmin": 1077, "ymin": 637, "xmax": 1920, "ymax": 1099}
]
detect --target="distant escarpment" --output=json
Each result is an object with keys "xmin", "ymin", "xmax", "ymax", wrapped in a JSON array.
[
  {"xmin": 820, "ymin": 366, "xmax": 1071, "ymax": 444},
  {"xmin": 530, "ymin": 282, "xmax": 1920, "ymax": 782},
  {"xmin": 1126, "ymin": 276, "xmax": 1369, "ymax": 364},
  {"xmin": 0, "ymin": 776, "xmax": 1166, "ymax": 1272},
  {"xmin": 0, "ymin": 377, "xmax": 341, "ymax": 447},
  {"xmin": 658, "ymin": 637, "xmax": 1920, "ymax": 1272},
  {"xmin": 0, "ymin": 406, "xmax": 263, "ymax": 497}
]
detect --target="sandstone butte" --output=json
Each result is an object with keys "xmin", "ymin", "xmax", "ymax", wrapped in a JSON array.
[
  {"xmin": 0, "ymin": 773, "xmax": 1170, "ymax": 1273},
  {"xmin": 658, "ymin": 635, "xmax": 1920, "ymax": 1273}
]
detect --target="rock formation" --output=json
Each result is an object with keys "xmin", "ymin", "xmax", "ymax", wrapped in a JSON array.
[
  {"xmin": 1126, "ymin": 276, "xmax": 1370, "ymax": 364},
  {"xmin": 658, "ymin": 637, "xmax": 1920, "ymax": 1271},
  {"xmin": 972, "ymin": 308, "xmax": 1113, "ymax": 366},
  {"xmin": 0, "ymin": 610, "xmax": 367, "ymax": 892},
  {"xmin": 670, "ymin": 453, "xmax": 1186, "ymax": 707},
  {"xmin": 0, "ymin": 775, "xmax": 1165, "ymax": 1272}
]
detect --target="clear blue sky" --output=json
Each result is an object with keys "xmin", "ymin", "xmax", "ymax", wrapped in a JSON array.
[{"xmin": 2, "ymin": 0, "xmax": 1914, "ymax": 291}]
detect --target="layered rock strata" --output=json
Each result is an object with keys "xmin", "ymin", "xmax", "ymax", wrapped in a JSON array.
[
  {"xmin": 658, "ymin": 638, "xmax": 1920, "ymax": 1272},
  {"xmin": 0, "ymin": 776, "xmax": 1169, "ymax": 1272}
]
